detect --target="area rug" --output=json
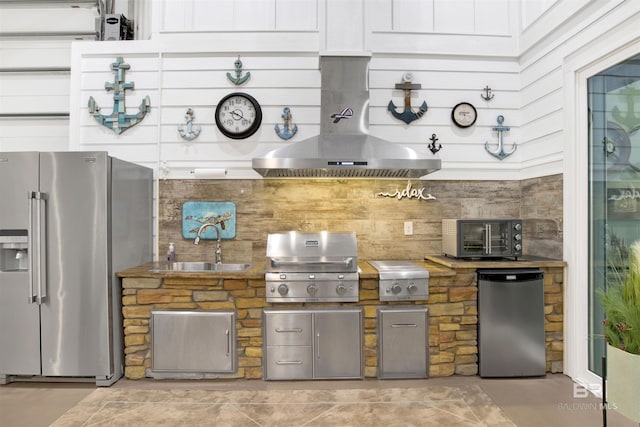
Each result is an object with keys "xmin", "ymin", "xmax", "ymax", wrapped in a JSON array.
[{"xmin": 52, "ymin": 384, "xmax": 516, "ymax": 426}]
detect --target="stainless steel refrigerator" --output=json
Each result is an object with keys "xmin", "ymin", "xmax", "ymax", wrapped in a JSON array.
[{"xmin": 0, "ymin": 152, "xmax": 153, "ymax": 386}]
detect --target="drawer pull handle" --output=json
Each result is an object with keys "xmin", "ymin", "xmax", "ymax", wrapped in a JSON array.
[
  {"xmin": 391, "ymin": 323, "xmax": 417, "ymax": 328},
  {"xmin": 275, "ymin": 360, "xmax": 303, "ymax": 365},
  {"xmin": 275, "ymin": 328, "xmax": 302, "ymax": 333}
]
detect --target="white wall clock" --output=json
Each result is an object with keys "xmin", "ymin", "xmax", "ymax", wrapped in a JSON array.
[
  {"xmin": 451, "ymin": 102, "xmax": 477, "ymax": 128},
  {"xmin": 215, "ymin": 92, "xmax": 262, "ymax": 139}
]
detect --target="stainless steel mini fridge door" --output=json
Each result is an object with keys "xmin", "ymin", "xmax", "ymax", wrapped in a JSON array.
[
  {"xmin": 38, "ymin": 152, "xmax": 111, "ymax": 377},
  {"xmin": 0, "ymin": 152, "xmax": 42, "ymax": 375}
]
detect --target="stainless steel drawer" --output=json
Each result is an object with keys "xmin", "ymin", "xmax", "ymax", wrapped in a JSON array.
[
  {"xmin": 265, "ymin": 346, "xmax": 313, "ymax": 380},
  {"xmin": 264, "ymin": 312, "xmax": 312, "ymax": 346}
]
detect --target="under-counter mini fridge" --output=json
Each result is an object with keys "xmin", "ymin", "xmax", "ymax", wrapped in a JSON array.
[
  {"xmin": 478, "ymin": 269, "xmax": 546, "ymax": 377},
  {"xmin": 0, "ymin": 151, "xmax": 153, "ymax": 386}
]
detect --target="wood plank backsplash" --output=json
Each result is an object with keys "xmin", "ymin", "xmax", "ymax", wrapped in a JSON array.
[{"xmin": 158, "ymin": 174, "xmax": 562, "ymax": 263}]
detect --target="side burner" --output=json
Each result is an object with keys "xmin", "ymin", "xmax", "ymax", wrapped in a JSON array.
[{"xmin": 369, "ymin": 260, "xmax": 429, "ymax": 301}]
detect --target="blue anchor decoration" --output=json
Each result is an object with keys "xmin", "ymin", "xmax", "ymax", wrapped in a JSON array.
[
  {"xmin": 226, "ymin": 56, "xmax": 250, "ymax": 86},
  {"xmin": 387, "ymin": 72, "xmax": 428, "ymax": 124},
  {"xmin": 485, "ymin": 115, "xmax": 517, "ymax": 160},
  {"xmin": 274, "ymin": 107, "xmax": 298, "ymax": 140},
  {"xmin": 88, "ymin": 57, "xmax": 150, "ymax": 135},
  {"xmin": 178, "ymin": 108, "xmax": 201, "ymax": 141}
]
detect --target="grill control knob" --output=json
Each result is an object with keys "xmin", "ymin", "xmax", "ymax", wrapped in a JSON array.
[
  {"xmin": 514, "ymin": 223, "xmax": 522, "ymax": 231},
  {"xmin": 407, "ymin": 283, "xmax": 418, "ymax": 294},
  {"xmin": 514, "ymin": 243, "xmax": 522, "ymax": 251},
  {"xmin": 514, "ymin": 233, "xmax": 522, "ymax": 241},
  {"xmin": 277, "ymin": 284, "xmax": 289, "ymax": 296},
  {"xmin": 336, "ymin": 283, "xmax": 347, "ymax": 295},
  {"xmin": 391, "ymin": 283, "xmax": 402, "ymax": 294},
  {"xmin": 307, "ymin": 283, "xmax": 318, "ymax": 296}
]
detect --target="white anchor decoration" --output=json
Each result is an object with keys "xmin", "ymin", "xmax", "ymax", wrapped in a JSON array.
[
  {"xmin": 178, "ymin": 108, "xmax": 201, "ymax": 141},
  {"xmin": 485, "ymin": 115, "xmax": 516, "ymax": 160},
  {"xmin": 274, "ymin": 107, "xmax": 298, "ymax": 140}
]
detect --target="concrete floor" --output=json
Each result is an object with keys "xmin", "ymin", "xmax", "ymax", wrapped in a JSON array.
[{"xmin": 0, "ymin": 374, "xmax": 636, "ymax": 426}]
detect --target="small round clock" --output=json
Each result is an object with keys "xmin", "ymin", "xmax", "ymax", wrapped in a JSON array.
[
  {"xmin": 451, "ymin": 102, "xmax": 477, "ymax": 128},
  {"xmin": 215, "ymin": 92, "xmax": 262, "ymax": 139}
]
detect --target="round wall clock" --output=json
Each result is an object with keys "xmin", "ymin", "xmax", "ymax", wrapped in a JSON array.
[
  {"xmin": 215, "ymin": 92, "xmax": 262, "ymax": 139},
  {"xmin": 451, "ymin": 102, "xmax": 477, "ymax": 128}
]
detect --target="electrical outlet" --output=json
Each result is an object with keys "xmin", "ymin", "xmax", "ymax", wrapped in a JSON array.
[{"xmin": 404, "ymin": 221, "xmax": 413, "ymax": 236}]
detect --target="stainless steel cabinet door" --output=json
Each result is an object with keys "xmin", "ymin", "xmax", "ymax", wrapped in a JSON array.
[
  {"xmin": 0, "ymin": 152, "xmax": 41, "ymax": 375},
  {"xmin": 152, "ymin": 311, "xmax": 236, "ymax": 373},
  {"xmin": 313, "ymin": 309, "xmax": 362, "ymax": 379},
  {"xmin": 378, "ymin": 307, "xmax": 428, "ymax": 379}
]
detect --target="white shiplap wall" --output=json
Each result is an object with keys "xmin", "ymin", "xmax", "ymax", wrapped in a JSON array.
[
  {"xmin": 67, "ymin": 0, "xmax": 529, "ymax": 181},
  {"xmin": 5, "ymin": 0, "xmax": 640, "ymax": 184},
  {"xmin": 0, "ymin": 3, "xmax": 99, "ymax": 152}
]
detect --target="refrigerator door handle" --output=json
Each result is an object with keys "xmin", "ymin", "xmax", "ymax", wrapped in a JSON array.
[
  {"xmin": 27, "ymin": 193, "xmax": 37, "ymax": 304},
  {"xmin": 28, "ymin": 191, "xmax": 48, "ymax": 305}
]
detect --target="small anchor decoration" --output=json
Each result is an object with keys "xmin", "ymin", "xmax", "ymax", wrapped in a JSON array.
[
  {"xmin": 178, "ymin": 108, "xmax": 201, "ymax": 141},
  {"xmin": 612, "ymin": 86, "xmax": 640, "ymax": 131},
  {"xmin": 481, "ymin": 85, "xmax": 495, "ymax": 101},
  {"xmin": 428, "ymin": 133, "xmax": 442, "ymax": 154},
  {"xmin": 485, "ymin": 115, "xmax": 516, "ymax": 160},
  {"xmin": 226, "ymin": 56, "xmax": 250, "ymax": 86},
  {"xmin": 387, "ymin": 72, "xmax": 428, "ymax": 125},
  {"xmin": 274, "ymin": 107, "xmax": 298, "ymax": 140},
  {"xmin": 88, "ymin": 57, "xmax": 150, "ymax": 135}
]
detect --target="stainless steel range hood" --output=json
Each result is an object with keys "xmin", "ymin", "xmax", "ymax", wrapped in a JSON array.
[{"xmin": 252, "ymin": 56, "xmax": 441, "ymax": 178}]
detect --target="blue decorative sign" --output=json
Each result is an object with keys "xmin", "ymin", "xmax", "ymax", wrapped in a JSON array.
[{"xmin": 182, "ymin": 201, "xmax": 236, "ymax": 240}]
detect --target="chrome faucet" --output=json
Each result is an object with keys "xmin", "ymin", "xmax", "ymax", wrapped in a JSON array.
[{"xmin": 194, "ymin": 222, "xmax": 222, "ymax": 264}]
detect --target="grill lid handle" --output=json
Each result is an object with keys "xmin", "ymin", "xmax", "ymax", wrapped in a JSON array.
[{"xmin": 270, "ymin": 257, "xmax": 354, "ymax": 268}]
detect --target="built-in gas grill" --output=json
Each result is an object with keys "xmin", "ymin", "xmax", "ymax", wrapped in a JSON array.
[
  {"xmin": 265, "ymin": 232, "xmax": 359, "ymax": 303},
  {"xmin": 369, "ymin": 260, "xmax": 429, "ymax": 301}
]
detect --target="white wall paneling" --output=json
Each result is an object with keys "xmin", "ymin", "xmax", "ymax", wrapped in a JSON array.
[
  {"xmin": 0, "ymin": 4, "xmax": 98, "ymax": 36},
  {"xmin": 159, "ymin": 0, "xmax": 318, "ymax": 32}
]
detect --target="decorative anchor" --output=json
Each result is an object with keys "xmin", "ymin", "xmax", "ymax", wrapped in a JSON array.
[
  {"xmin": 428, "ymin": 133, "xmax": 442, "ymax": 154},
  {"xmin": 612, "ymin": 86, "xmax": 640, "ymax": 131},
  {"xmin": 88, "ymin": 57, "xmax": 150, "ymax": 135},
  {"xmin": 485, "ymin": 115, "xmax": 516, "ymax": 160},
  {"xmin": 481, "ymin": 85, "xmax": 495, "ymax": 101},
  {"xmin": 274, "ymin": 107, "xmax": 298, "ymax": 140},
  {"xmin": 178, "ymin": 108, "xmax": 202, "ymax": 141},
  {"xmin": 387, "ymin": 72, "xmax": 428, "ymax": 124},
  {"xmin": 226, "ymin": 56, "xmax": 250, "ymax": 86}
]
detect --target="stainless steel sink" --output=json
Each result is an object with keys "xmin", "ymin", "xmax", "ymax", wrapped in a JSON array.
[{"xmin": 151, "ymin": 262, "xmax": 251, "ymax": 272}]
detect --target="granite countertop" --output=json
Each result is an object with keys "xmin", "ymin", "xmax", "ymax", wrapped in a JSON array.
[
  {"xmin": 424, "ymin": 254, "xmax": 566, "ymax": 269},
  {"xmin": 116, "ymin": 261, "xmax": 267, "ymax": 280},
  {"xmin": 117, "ymin": 256, "xmax": 564, "ymax": 281},
  {"xmin": 117, "ymin": 259, "xmax": 457, "ymax": 280}
]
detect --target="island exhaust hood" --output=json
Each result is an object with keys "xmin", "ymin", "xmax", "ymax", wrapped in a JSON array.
[{"xmin": 252, "ymin": 56, "xmax": 441, "ymax": 178}]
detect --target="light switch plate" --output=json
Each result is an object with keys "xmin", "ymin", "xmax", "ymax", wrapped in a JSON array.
[{"xmin": 404, "ymin": 221, "xmax": 413, "ymax": 235}]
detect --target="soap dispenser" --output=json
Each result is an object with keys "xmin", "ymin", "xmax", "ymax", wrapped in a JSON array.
[{"xmin": 167, "ymin": 242, "xmax": 176, "ymax": 263}]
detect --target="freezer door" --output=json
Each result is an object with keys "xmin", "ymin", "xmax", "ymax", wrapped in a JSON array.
[
  {"xmin": 0, "ymin": 152, "xmax": 41, "ymax": 375},
  {"xmin": 39, "ymin": 152, "xmax": 112, "ymax": 377}
]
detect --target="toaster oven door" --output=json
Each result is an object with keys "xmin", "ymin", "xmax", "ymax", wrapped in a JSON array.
[{"xmin": 460, "ymin": 221, "xmax": 513, "ymax": 257}]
